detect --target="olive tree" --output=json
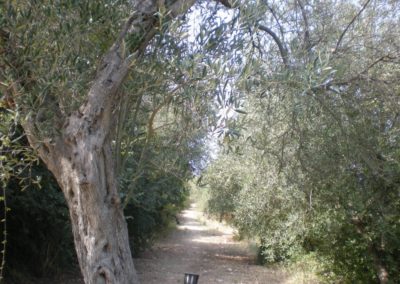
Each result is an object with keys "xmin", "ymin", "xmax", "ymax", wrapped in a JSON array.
[
  {"xmin": 0, "ymin": 1, "xmax": 233, "ymax": 283},
  {"xmin": 199, "ymin": 0, "xmax": 400, "ymax": 282}
]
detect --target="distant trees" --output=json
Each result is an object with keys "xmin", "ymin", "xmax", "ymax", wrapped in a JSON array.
[{"xmin": 198, "ymin": 0, "xmax": 400, "ymax": 282}]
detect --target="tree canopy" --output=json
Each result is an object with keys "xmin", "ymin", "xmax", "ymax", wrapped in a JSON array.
[{"xmin": 1, "ymin": 0, "xmax": 400, "ymax": 283}]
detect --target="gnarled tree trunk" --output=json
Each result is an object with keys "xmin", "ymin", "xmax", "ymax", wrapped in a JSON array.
[
  {"xmin": 20, "ymin": 1, "xmax": 197, "ymax": 283},
  {"xmin": 24, "ymin": 34, "xmax": 139, "ymax": 282},
  {"xmin": 44, "ymin": 137, "xmax": 138, "ymax": 284}
]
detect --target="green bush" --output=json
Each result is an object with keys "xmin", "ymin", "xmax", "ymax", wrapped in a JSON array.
[
  {"xmin": 5, "ymin": 170, "xmax": 76, "ymax": 279},
  {"xmin": 120, "ymin": 142, "xmax": 190, "ymax": 255},
  {"xmin": 123, "ymin": 172, "xmax": 188, "ymax": 255},
  {"xmin": 0, "ymin": 122, "xmax": 77, "ymax": 280}
]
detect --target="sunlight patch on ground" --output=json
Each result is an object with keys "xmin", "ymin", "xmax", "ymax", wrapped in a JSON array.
[
  {"xmin": 177, "ymin": 224, "xmax": 209, "ymax": 231},
  {"xmin": 191, "ymin": 235, "xmax": 236, "ymax": 245},
  {"xmin": 214, "ymin": 253, "xmax": 253, "ymax": 262}
]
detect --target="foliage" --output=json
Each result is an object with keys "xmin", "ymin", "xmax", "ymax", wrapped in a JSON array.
[
  {"xmin": 1, "ymin": 1, "xmax": 215, "ymax": 280},
  {"xmin": 1, "ymin": 0, "xmax": 131, "ymax": 115},
  {"xmin": 111, "ymin": 8, "xmax": 222, "ymax": 254},
  {"xmin": 4, "ymin": 163, "xmax": 76, "ymax": 280},
  {"xmin": 1, "ymin": 0, "xmax": 399, "ymax": 283},
  {"xmin": 197, "ymin": 0, "xmax": 400, "ymax": 283},
  {"xmin": 0, "ymin": 110, "xmax": 76, "ymax": 280}
]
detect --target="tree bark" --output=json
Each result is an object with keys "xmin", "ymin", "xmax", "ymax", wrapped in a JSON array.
[
  {"xmin": 46, "ymin": 137, "xmax": 138, "ymax": 284},
  {"xmin": 24, "ymin": 42, "xmax": 140, "ymax": 282}
]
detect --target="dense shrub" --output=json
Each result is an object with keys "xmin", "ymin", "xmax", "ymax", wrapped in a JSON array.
[
  {"xmin": 5, "ymin": 168, "xmax": 76, "ymax": 279},
  {"xmin": 199, "ymin": 155, "xmax": 307, "ymax": 264},
  {"xmin": 122, "ymin": 154, "xmax": 189, "ymax": 254},
  {"xmin": 0, "ymin": 120, "xmax": 76, "ymax": 281},
  {"xmin": 118, "ymin": 122, "xmax": 197, "ymax": 253}
]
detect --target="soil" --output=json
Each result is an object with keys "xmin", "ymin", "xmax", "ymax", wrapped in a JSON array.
[
  {"xmin": 134, "ymin": 203, "xmax": 288, "ymax": 284},
  {"xmin": 35, "ymin": 203, "xmax": 290, "ymax": 284}
]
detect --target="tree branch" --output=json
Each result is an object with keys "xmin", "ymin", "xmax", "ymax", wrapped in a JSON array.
[
  {"xmin": 333, "ymin": 0, "xmax": 371, "ymax": 54},
  {"xmin": 258, "ymin": 24, "xmax": 289, "ymax": 68},
  {"xmin": 263, "ymin": 0, "xmax": 285, "ymax": 40},
  {"xmin": 113, "ymin": 13, "xmax": 138, "ymax": 52},
  {"xmin": 66, "ymin": 0, "xmax": 198, "ymax": 146},
  {"xmin": 296, "ymin": 0, "xmax": 312, "ymax": 52}
]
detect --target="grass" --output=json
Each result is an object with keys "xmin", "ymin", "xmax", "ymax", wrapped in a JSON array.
[{"xmin": 282, "ymin": 253, "xmax": 323, "ymax": 284}]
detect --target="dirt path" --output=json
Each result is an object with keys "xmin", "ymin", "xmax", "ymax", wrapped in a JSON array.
[{"xmin": 134, "ymin": 203, "xmax": 287, "ymax": 284}]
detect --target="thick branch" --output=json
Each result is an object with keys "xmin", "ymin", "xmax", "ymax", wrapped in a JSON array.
[
  {"xmin": 258, "ymin": 24, "xmax": 289, "ymax": 68},
  {"xmin": 69, "ymin": 1, "xmax": 198, "ymax": 144},
  {"xmin": 113, "ymin": 13, "xmax": 138, "ymax": 52}
]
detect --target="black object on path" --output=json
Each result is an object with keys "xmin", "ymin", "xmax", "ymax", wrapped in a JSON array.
[{"xmin": 184, "ymin": 273, "xmax": 199, "ymax": 284}]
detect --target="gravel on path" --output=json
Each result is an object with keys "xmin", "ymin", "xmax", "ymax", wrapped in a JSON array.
[{"xmin": 134, "ymin": 203, "xmax": 287, "ymax": 284}]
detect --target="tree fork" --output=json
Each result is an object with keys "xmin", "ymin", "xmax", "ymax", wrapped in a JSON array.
[
  {"xmin": 20, "ymin": 1, "xmax": 197, "ymax": 283},
  {"xmin": 8, "ymin": 0, "xmax": 238, "ymax": 282}
]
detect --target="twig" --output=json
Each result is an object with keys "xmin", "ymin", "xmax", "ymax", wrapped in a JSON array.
[{"xmin": 333, "ymin": 0, "xmax": 371, "ymax": 54}]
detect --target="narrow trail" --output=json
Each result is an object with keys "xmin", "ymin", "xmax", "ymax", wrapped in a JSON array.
[{"xmin": 134, "ymin": 203, "xmax": 287, "ymax": 284}]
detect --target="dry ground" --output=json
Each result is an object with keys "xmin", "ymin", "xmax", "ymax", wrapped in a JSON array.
[
  {"xmin": 38, "ymin": 203, "xmax": 316, "ymax": 284},
  {"xmin": 134, "ymin": 203, "xmax": 288, "ymax": 284}
]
